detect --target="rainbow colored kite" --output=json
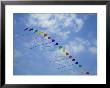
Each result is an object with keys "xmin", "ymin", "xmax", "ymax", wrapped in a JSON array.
[{"xmin": 24, "ymin": 27, "xmax": 90, "ymax": 75}]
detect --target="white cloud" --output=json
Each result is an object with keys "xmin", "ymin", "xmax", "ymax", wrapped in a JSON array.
[
  {"xmin": 72, "ymin": 44, "xmax": 85, "ymax": 53},
  {"xmin": 89, "ymin": 46, "xmax": 97, "ymax": 54},
  {"xmin": 57, "ymin": 31, "xmax": 70, "ymax": 40},
  {"xmin": 39, "ymin": 19, "xmax": 56, "ymax": 28},
  {"xmin": 74, "ymin": 18, "xmax": 84, "ymax": 32},
  {"xmin": 65, "ymin": 37, "xmax": 88, "ymax": 54},
  {"xmin": 88, "ymin": 39, "xmax": 97, "ymax": 54},
  {"xmin": 65, "ymin": 41, "xmax": 85, "ymax": 54},
  {"xmin": 75, "ymin": 37, "xmax": 90, "ymax": 46},
  {"xmin": 31, "ymin": 14, "xmax": 51, "ymax": 21},
  {"xmin": 64, "ymin": 37, "xmax": 97, "ymax": 55},
  {"xmin": 26, "ymin": 13, "xmax": 86, "ymax": 41},
  {"xmin": 28, "ymin": 14, "xmax": 54, "ymax": 28}
]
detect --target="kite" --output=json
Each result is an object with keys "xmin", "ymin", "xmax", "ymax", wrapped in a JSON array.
[{"xmin": 23, "ymin": 27, "xmax": 90, "ymax": 75}]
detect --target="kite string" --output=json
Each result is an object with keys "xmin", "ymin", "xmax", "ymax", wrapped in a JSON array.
[{"xmin": 24, "ymin": 27, "xmax": 90, "ymax": 75}]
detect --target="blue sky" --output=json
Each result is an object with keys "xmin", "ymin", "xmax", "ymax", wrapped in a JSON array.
[{"xmin": 13, "ymin": 13, "xmax": 97, "ymax": 75}]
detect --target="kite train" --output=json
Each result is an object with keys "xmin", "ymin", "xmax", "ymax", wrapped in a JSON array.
[{"xmin": 23, "ymin": 27, "xmax": 90, "ymax": 75}]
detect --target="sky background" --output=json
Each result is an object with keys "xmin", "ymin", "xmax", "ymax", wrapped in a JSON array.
[{"xmin": 13, "ymin": 13, "xmax": 97, "ymax": 75}]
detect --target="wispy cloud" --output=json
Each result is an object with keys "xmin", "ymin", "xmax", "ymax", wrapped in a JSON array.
[
  {"xmin": 64, "ymin": 37, "xmax": 97, "ymax": 55},
  {"xmin": 74, "ymin": 18, "xmax": 84, "ymax": 32},
  {"xmin": 89, "ymin": 46, "xmax": 97, "ymax": 54},
  {"xmin": 57, "ymin": 31, "xmax": 70, "ymax": 40},
  {"xmin": 88, "ymin": 39, "xmax": 97, "ymax": 54},
  {"xmin": 65, "ymin": 40, "xmax": 85, "ymax": 54},
  {"xmin": 26, "ymin": 13, "xmax": 86, "ymax": 41}
]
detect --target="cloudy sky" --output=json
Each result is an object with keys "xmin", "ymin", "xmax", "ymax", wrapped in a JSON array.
[{"xmin": 13, "ymin": 13, "xmax": 97, "ymax": 75}]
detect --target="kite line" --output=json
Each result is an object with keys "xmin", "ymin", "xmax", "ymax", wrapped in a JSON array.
[{"xmin": 23, "ymin": 27, "xmax": 90, "ymax": 75}]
